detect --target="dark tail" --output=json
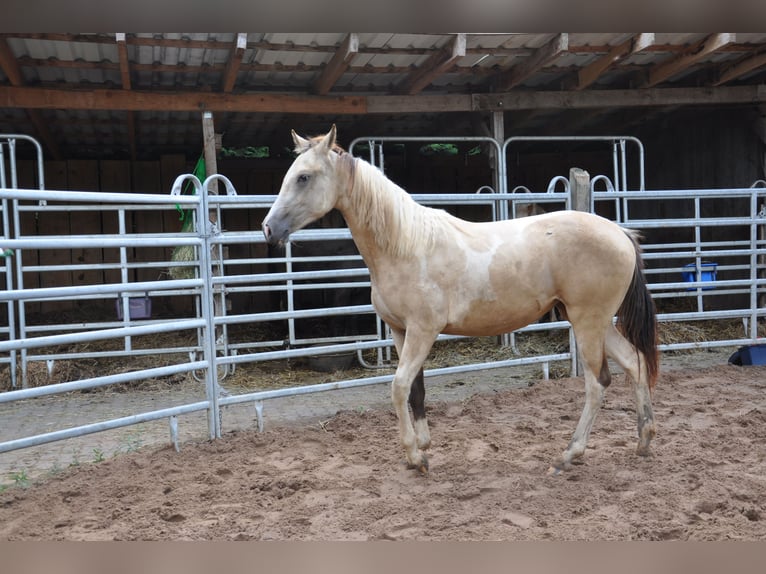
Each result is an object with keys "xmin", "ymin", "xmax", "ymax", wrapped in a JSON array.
[{"xmin": 617, "ymin": 231, "xmax": 659, "ymax": 389}]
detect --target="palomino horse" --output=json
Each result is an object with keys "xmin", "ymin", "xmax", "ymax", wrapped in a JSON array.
[{"xmin": 263, "ymin": 126, "xmax": 658, "ymax": 474}]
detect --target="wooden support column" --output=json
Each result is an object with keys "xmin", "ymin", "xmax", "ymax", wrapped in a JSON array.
[
  {"xmin": 200, "ymin": 111, "xmax": 231, "ymax": 333},
  {"xmin": 202, "ymin": 111, "xmax": 219, "ymax": 195}
]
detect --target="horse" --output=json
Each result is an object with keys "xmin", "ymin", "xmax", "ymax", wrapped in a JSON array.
[{"xmin": 262, "ymin": 126, "xmax": 659, "ymax": 475}]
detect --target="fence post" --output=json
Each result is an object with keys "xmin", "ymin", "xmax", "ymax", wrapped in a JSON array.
[
  {"xmin": 569, "ymin": 167, "xmax": 591, "ymax": 213},
  {"xmin": 569, "ymin": 167, "xmax": 591, "ymax": 376}
]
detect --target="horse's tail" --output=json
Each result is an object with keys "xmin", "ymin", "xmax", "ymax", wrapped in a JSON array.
[{"xmin": 617, "ymin": 229, "xmax": 659, "ymax": 389}]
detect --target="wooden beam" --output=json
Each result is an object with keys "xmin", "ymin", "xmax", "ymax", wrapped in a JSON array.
[
  {"xmin": 493, "ymin": 33, "xmax": 569, "ymax": 92},
  {"xmin": 396, "ymin": 34, "xmax": 466, "ymax": 95},
  {"xmin": 0, "ymin": 37, "xmax": 23, "ymax": 85},
  {"xmin": 313, "ymin": 33, "xmax": 358, "ymax": 95},
  {"xmin": 573, "ymin": 33, "xmax": 654, "ymax": 90},
  {"xmin": 471, "ymin": 84, "xmax": 766, "ymax": 111},
  {"xmin": 0, "ymin": 85, "xmax": 367, "ymax": 114},
  {"xmin": 115, "ymin": 33, "xmax": 131, "ymax": 90},
  {"xmin": 2, "ymin": 84, "xmax": 766, "ymax": 116},
  {"xmin": 645, "ymin": 33, "xmax": 736, "ymax": 87},
  {"xmin": 715, "ymin": 50, "xmax": 766, "ymax": 86},
  {"xmin": 221, "ymin": 33, "xmax": 247, "ymax": 93}
]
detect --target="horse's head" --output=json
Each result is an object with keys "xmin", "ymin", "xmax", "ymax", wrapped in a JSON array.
[{"xmin": 262, "ymin": 125, "xmax": 343, "ymax": 246}]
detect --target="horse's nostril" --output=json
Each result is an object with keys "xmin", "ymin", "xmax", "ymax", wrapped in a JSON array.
[{"xmin": 263, "ymin": 223, "xmax": 271, "ymax": 240}]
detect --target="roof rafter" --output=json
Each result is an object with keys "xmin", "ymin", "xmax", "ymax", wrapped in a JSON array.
[
  {"xmin": 115, "ymin": 33, "xmax": 132, "ymax": 90},
  {"xmin": 396, "ymin": 33, "xmax": 466, "ymax": 95},
  {"xmin": 714, "ymin": 50, "xmax": 766, "ymax": 86},
  {"xmin": 313, "ymin": 33, "xmax": 358, "ymax": 95},
  {"xmin": 644, "ymin": 33, "xmax": 736, "ymax": 87},
  {"xmin": 571, "ymin": 33, "xmax": 655, "ymax": 90},
  {"xmin": 492, "ymin": 33, "xmax": 569, "ymax": 92},
  {"xmin": 221, "ymin": 33, "xmax": 247, "ymax": 93}
]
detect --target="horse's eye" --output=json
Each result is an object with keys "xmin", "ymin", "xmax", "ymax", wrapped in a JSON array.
[{"xmin": 297, "ymin": 174, "xmax": 310, "ymax": 184}]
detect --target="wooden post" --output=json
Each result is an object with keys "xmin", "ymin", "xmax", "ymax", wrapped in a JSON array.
[
  {"xmin": 569, "ymin": 167, "xmax": 591, "ymax": 376},
  {"xmin": 202, "ymin": 111, "xmax": 219, "ymax": 196},
  {"xmin": 569, "ymin": 167, "xmax": 591, "ymax": 213},
  {"xmin": 200, "ymin": 111, "xmax": 229, "ymax": 344}
]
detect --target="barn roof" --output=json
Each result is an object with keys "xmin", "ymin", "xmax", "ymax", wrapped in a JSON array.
[{"xmin": 1, "ymin": 32, "xmax": 766, "ymax": 160}]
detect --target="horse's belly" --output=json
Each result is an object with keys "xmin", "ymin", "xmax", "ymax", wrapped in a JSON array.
[{"xmin": 442, "ymin": 297, "xmax": 553, "ymax": 337}]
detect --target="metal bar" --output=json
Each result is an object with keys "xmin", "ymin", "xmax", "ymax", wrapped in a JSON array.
[
  {"xmin": 0, "ymin": 362, "xmax": 208, "ymax": 403},
  {"xmin": 0, "ymin": 318, "xmax": 206, "ymax": 352},
  {"xmin": 0, "ymin": 402, "xmax": 210, "ymax": 454}
]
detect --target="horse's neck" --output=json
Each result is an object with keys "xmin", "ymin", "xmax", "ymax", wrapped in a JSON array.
[{"xmin": 335, "ymin": 159, "xmax": 392, "ymax": 268}]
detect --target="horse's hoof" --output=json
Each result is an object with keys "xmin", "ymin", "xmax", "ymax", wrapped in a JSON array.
[
  {"xmin": 636, "ymin": 444, "xmax": 652, "ymax": 457},
  {"xmin": 547, "ymin": 460, "xmax": 571, "ymax": 475},
  {"xmin": 407, "ymin": 454, "xmax": 429, "ymax": 475}
]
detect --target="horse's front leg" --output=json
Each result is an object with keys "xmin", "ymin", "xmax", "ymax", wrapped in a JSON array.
[
  {"xmin": 391, "ymin": 327, "xmax": 437, "ymax": 474},
  {"xmin": 409, "ymin": 367, "xmax": 430, "ymax": 450}
]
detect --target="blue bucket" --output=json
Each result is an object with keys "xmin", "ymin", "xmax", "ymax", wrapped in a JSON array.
[{"xmin": 682, "ymin": 262, "xmax": 717, "ymax": 290}]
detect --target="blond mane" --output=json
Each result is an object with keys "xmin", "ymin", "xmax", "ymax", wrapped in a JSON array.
[{"xmin": 342, "ymin": 154, "xmax": 452, "ymax": 258}]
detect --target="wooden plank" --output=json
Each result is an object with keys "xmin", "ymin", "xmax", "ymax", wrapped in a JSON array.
[
  {"xmin": 715, "ymin": 51, "xmax": 766, "ymax": 86},
  {"xmin": 313, "ymin": 33, "xmax": 358, "ymax": 95},
  {"xmin": 160, "ymin": 154, "xmax": 194, "ymax": 315},
  {"xmin": 221, "ymin": 33, "xmax": 247, "ymax": 93},
  {"xmin": 367, "ymin": 94, "xmax": 471, "ymax": 114},
  {"xmin": 4, "ymin": 82, "xmax": 765, "ymax": 116},
  {"xmin": 646, "ymin": 33, "xmax": 736, "ymax": 88},
  {"xmin": 573, "ymin": 33, "xmax": 655, "ymax": 90},
  {"xmin": 99, "ymin": 159, "xmax": 131, "ymax": 193},
  {"xmin": 0, "ymin": 85, "xmax": 367, "ymax": 114},
  {"xmin": 493, "ymin": 33, "xmax": 568, "ymax": 92},
  {"xmin": 66, "ymin": 160, "xmax": 104, "ymax": 295},
  {"xmin": 471, "ymin": 84, "xmax": 766, "ymax": 111},
  {"xmin": 160, "ymin": 153, "xmax": 188, "ymax": 234},
  {"xmin": 99, "ymin": 160, "xmax": 131, "ymax": 285},
  {"xmin": 131, "ymin": 161, "xmax": 165, "ymax": 284},
  {"xmin": 397, "ymin": 34, "xmax": 465, "ymax": 95},
  {"xmin": 33, "ymin": 161, "xmax": 70, "ymax": 313}
]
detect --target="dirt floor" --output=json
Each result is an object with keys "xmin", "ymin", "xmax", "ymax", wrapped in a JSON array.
[{"xmin": 1, "ymin": 360, "xmax": 764, "ymax": 541}]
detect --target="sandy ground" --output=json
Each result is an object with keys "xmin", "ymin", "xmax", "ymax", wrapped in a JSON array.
[{"xmin": 1, "ymin": 359, "xmax": 764, "ymax": 541}]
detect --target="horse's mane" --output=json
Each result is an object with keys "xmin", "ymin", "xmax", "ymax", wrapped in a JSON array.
[{"xmin": 341, "ymin": 153, "xmax": 451, "ymax": 258}]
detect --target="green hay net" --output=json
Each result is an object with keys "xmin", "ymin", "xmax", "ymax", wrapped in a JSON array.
[{"xmin": 169, "ymin": 156, "xmax": 206, "ymax": 280}]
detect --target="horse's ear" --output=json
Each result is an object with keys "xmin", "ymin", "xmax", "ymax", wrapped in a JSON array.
[
  {"xmin": 291, "ymin": 129, "xmax": 312, "ymax": 153},
  {"xmin": 317, "ymin": 125, "xmax": 337, "ymax": 153}
]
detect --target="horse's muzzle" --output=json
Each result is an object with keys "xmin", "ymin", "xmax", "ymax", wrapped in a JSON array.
[{"xmin": 262, "ymin": 219, "xmax": 289, "ymax": 246}]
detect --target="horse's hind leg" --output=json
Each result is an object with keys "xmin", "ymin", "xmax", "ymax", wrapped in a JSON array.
[
  {"xmin": 551, "ymin": 325, "xmax": 610, "ymax": 473},
  {"xmin": 605, "ymin": 324, "xmax": 655, "ymax": 456}
]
